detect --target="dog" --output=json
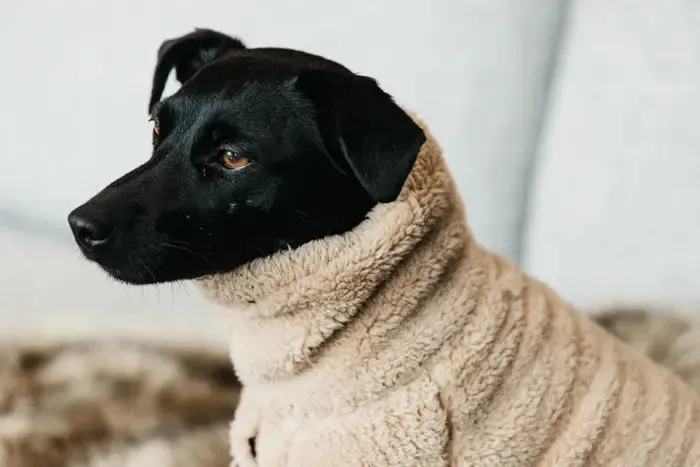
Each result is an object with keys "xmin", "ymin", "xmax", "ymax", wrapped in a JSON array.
[{"xmin": 69, "ymin": 29, "xmax": 700, "ymax": 466}]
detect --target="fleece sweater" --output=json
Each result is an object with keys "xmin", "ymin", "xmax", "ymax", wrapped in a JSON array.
[{"xmin": 198, "ymin": 116, "xmax": 700, "ymax": 467}]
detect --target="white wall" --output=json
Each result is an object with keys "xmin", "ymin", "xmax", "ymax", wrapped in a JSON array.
[{"xmin": 522, "ymin": 0, "xmax": 700, "ymax": 312}]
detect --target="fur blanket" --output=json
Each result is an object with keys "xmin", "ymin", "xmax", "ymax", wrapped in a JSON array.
[
  {"xmin": 594, "ymin": 307, "xmax": 700, "ymax": 391},
  {"xmin": 0, "ymin": 340, "xmax": 239, "ymax": 467},
  {"xmin": 198, "ymin": 115, "xmax": 700, "ymax": 466}
]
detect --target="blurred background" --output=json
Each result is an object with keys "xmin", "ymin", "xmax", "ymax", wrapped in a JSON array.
[{"xmin": 1, "ymin": 0, "xmax": 699, "ymax": 345}]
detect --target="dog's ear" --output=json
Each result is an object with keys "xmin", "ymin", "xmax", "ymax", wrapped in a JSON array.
[
  {"xmin": 148, "ymin": 28, "xmax": 245, "ymax": 113},
  {"xmin": 296, "ymin": 71, "xmax": 425, "ymax": 203}
]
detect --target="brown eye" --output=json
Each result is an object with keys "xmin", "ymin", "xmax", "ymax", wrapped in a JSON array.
[
  {"xmin": 153, "ymin": 122, "xmax": 160, "ymax": 136},
  {"xmin": 220, "ymin": 150, "xmax": 250, "ymax": 169}
]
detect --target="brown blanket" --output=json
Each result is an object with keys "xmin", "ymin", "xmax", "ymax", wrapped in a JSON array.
[
  {"xmin": 595, "ymin": 307, "xmax": 700, "ymax": 391},
  {"xmin": 0, "ymin": 340, "xmax": 238, "ymax": 467}
]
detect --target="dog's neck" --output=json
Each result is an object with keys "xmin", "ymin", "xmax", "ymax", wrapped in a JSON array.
[{"xmin": 196, "ymin": 118, "xmax": 481, "ymax": 409}]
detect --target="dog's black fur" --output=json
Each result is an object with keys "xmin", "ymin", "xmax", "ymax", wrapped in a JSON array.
[{"xmin": 68, "ymin": 29, "xmax": 425, "ymax": 284}]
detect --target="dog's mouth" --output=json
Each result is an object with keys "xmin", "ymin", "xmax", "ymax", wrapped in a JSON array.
[
  {"xmin": 68, "ymin": 231, "xmax": 169, "ymax": 285},
  {"xmin": 90, "ymin": 255, "xmax": 156, "ymax": 285},
  {"xmin": 85, "ymin": 242, "xmax": 222, "ymax": 285},
  {"xmin": 97, "ymin": 256, "xmax": 184, "ymax": 285}
]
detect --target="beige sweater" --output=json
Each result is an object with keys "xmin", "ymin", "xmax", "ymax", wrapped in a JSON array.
[{"xmin": 198, "ymin": 117, "xmax": 700, "ymax": 467}]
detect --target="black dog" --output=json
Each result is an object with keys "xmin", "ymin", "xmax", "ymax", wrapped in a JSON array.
[{"xmin": 68, "ymin": 28, "xmax": 425, "ymax": 285}]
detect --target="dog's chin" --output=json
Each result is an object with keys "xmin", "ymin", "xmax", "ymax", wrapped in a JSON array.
[
  {"xmin": 98, "ymin": 264, "xmax": 160, "ymax": 285},
  {"xmin": 94, "ymin": 257, "xmax": 220, "ymax": 285},
  {"xmin": 83, "ymin": 240, "xmax": 282, "ymax": 285}
]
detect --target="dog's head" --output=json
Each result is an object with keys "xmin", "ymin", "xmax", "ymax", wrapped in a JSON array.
[{"xmin": 68, "ymin": 29, "xmax": 425, "ymax": 284}]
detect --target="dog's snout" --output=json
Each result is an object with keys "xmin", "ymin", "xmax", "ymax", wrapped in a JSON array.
[{"xmin": 68, "ymin": 210, "xmax": 113, "ymax": 252}]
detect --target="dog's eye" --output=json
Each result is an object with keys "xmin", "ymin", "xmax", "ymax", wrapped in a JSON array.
[{"xmin": 220, "ymin": 150, "xmax": 250, "ymax": 170}]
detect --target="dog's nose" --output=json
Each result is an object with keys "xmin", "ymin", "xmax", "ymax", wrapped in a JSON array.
[{"xmin": 67, "ymin": 211, "xmax": 113, "ymax": 251}]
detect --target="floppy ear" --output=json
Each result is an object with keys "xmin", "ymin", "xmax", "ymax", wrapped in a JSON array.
[
  {"xmin": 296, "ymin": 71, "xmax": 426, "ymax": 203},
  {"xmin": 148, "ymin": 28, "xmax": 245, "ymax": 113}
]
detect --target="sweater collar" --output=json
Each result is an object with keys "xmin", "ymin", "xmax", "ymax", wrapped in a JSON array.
[{"xmin": 196, "ymin": 117, "xmax": 465, "ymax": 383}]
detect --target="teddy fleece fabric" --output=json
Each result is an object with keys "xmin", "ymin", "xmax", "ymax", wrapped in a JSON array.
[{"xmin": 198, "ymin": 116, "xmax": 700, "ymax": 466}]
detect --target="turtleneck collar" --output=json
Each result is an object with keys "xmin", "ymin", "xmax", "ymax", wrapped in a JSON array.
[{"xmin": 196, "ymin": 116, "xmax": 473, "ymax": 391}]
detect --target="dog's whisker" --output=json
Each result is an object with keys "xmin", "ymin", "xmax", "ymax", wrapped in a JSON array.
[
  {"xmin": 161, "ymin": 237, "xmax": 198, "ymax": 247},
  {"xmin": 170, "ymin": 283, "xmax": 177, "ymax": 307},
  {"xmin": 125, "ymin": 253, "xmax": 149, "ymax": 296},
  {"xmin": 141, "ymin": 260, "xmax": 158, "ymax": 284},
  {"xmin": 130, "ymin": 255, "xmax": 160, "ymax": 302},
  {"xmin": 158, "ymin": 242, "xmax": 218, "ymax": 268},
  {"xmin": 294, "ymin": 209, "xmax": 313, "ymax": 222}
]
